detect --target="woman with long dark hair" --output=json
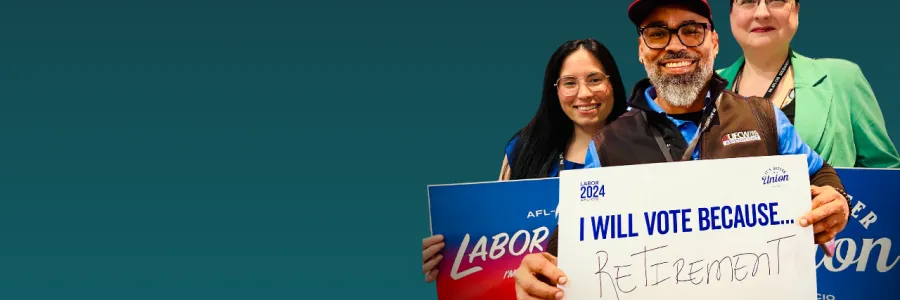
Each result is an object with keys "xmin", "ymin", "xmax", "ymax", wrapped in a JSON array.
[{"xmin": 421, "ymin": 38, "xmax": 628, "ymax": 282}]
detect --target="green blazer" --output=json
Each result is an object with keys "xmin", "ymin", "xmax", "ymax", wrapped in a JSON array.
[{"xmin": 717, "ymin": 51, "xmax": 900, "ymax": 168}]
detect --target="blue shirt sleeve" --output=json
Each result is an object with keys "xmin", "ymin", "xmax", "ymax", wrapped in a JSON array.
[
  {"xmin": 774, "ymin": 106, "xmax": 823, "ymax": 176},
  {"xmin": 505, "ymin": 136, "xmax": 519, "ymax": 168},
  {"xmin": 585, "ymin": 140, "xmax": 602, "ymax": 168}
]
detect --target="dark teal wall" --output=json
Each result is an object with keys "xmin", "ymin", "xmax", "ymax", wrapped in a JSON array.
[{"xmin": 0, "ymin": 0, "xmax": 895, "ymax": 299}]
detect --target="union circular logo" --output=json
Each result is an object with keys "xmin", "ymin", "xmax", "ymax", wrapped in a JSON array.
[{"xmin": 762, "ymin": 167, "xmax": 789, "ymax": 186}]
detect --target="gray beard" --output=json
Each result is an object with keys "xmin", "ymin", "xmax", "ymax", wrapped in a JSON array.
[{"xmin": 646, "ymin": 57, "xmax": 714, "ymax": 107}]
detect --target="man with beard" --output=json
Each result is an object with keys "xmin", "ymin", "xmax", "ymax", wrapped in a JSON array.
[{"xmin": 512, "ymin": 1, "xmax": 851, "ymax": 299}]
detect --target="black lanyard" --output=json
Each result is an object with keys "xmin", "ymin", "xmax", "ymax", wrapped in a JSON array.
[
  {"xmin": 734, "ymin": 54, "xmax": 792, "ymax": 99},
  {"xmin": 681, "ymin": 95, "xmax": 720, "ymax": 161},
  {"xmin": 643, "ymin": 94, "xmax": 722, "ymax": 162}
]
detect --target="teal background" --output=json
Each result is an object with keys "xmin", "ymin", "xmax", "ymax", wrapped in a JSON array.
[{"xmin": 0, "ymin": 0, "xmax": 896, "ymax": 299}]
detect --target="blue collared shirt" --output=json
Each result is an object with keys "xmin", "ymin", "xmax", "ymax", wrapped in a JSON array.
[
  {"xmin": 643, "ymin": 86, "xmax": 708, "ymax": 160},
  {"xmin": 585, "ymin": 86, "xmax": 824, "ymax": 176}
]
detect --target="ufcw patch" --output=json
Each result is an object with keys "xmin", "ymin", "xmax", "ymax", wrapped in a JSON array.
[{"xmin": 722, "ymin": 130, "xmax": 761, "ymax": 146}]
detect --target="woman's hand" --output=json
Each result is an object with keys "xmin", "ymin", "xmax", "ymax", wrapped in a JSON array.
[{"xmin": 422, "ymin": 234, "xmax": 445, "ymax": 282}]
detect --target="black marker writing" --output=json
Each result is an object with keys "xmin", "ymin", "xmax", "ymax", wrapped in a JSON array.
[
  {"xmin": 631, "ymin": 245, "xmax": 667, "ymax": 287},
  {"xmin": 589, "ymin": 234, "xmax": 796, "ymax": 297}
]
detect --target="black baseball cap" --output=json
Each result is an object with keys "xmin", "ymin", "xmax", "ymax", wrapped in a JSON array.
[{"xmin": 628, "ymin": 0, "xmax": 715, "ymax": 30}]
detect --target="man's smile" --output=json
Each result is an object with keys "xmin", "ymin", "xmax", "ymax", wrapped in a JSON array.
[{"xmin": 659, "ymin": 59, "xmax": 698, "ymax": 74}]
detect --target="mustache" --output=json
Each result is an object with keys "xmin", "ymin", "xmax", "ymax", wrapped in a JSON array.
[{"xmin": 657, "ymin": 51, "xmax": 700, "ymax": 62}]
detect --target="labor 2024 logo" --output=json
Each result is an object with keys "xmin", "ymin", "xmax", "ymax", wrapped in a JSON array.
[
  {"xmin": 579, "ymin": 180, "xmax": 605, "ymax": 201},
  {"xmin": 762, "ymin": 166, "xmax": 789, "ymax": 187}
]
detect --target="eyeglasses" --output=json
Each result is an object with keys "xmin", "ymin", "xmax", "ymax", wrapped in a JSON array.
[
  {"xmin": 554, "ymin": 72, "xmax": 609, "ymax": 96},
  {"xmin": 639, "ymin": 22, "xmax": 709, "ymax": 50},
  {"xmin": 734, "ymin": 0, "xmax": 794, "ymax": 11}
]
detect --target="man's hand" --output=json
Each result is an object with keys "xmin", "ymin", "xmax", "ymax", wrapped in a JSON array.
[
  {"xmin": 514, "ymin": 253, "xmax": 567, "ymax": 300},
  {"xmin": 799, "ymin": 185, "xmax": 849, "ymax": 247}
]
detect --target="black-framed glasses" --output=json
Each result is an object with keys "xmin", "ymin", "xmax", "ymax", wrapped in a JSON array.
[
  {"xmin": 554, "ymin": 72, "xmax": 609, "ymax": 96},
  {"xmin": 639, "ymin": 23, "xmax": 709, "ymax": 50},
  {"xmin": 734, "ymin": 0, "xmax": 794, "ymax": 11}
]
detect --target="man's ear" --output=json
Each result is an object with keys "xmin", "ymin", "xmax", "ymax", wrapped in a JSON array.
[
  {"xmin": 711, "ymin": 30, "xmax": 720, "ymax": 58},
  {"xmin": 637, "ymin": 36, "xmax": 644, "ymax": 64}
]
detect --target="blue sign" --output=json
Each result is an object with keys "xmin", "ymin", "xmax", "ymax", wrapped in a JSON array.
[
  {"xmin": 428, "ymin": 178, "xmax": 560, "ymax": 300},
  {"xmin": 816, "ymin": 168, "xmax": 899, "ymax": 300}
]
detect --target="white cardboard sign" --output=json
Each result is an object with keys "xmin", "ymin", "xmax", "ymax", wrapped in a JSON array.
[{"xmin": 557, "ymin": 155, "xmax": 817, "ymax": 300}]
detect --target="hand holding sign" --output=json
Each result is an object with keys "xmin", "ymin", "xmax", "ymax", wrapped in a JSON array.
[
  {"xmin": 423, "ymin": 234, "xmax": 446, "ymax": 282},
  {"xmin": 800, "ymin": 185, "xmax": 849, "ymax": 248},
  {"xmin": 514, "ymin": 252, "xmax": 567, "ymax": 300}
]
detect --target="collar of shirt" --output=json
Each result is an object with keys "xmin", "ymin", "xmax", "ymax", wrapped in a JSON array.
[
  {"xmin": 643, "ymin": 86, "xmax": 711, "ymax": 126},
  {"xmin": 643, "ymin": 86, "xmax": 711, "ymax": 160}
]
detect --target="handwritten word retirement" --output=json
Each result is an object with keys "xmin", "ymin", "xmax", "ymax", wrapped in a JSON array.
[{"xmin": 593, "ymin": 234, "xmax": 796, "ymax": 300}]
